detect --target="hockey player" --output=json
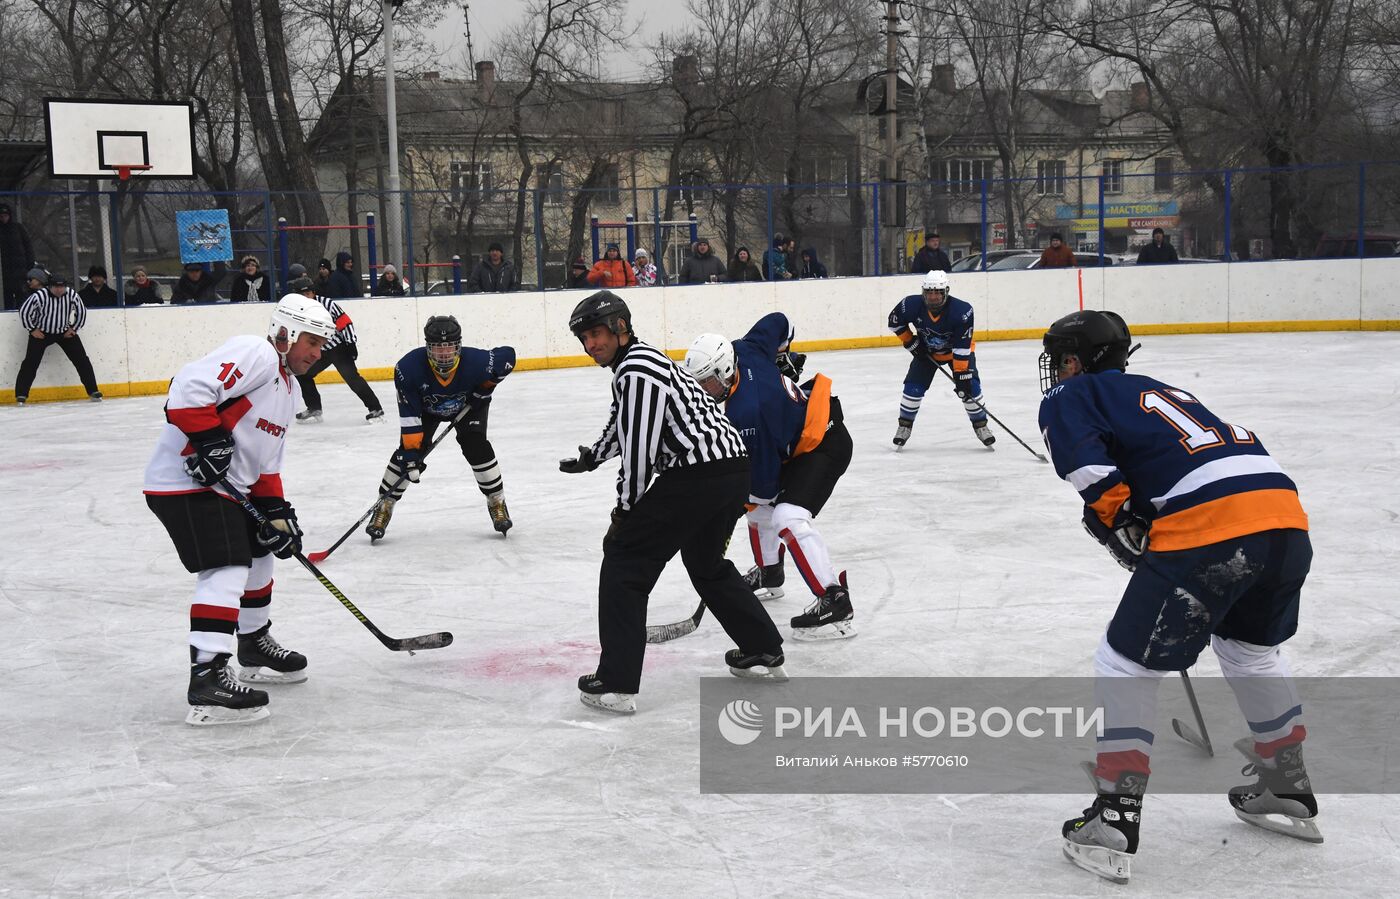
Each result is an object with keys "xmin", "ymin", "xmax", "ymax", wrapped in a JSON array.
[
  {"xmin": 366, "ymin": 315, "xmax": 515, "ymax": 540},
  {"xmin": 560, "ymin": 290, "xmax": 785, "ymax": 714},
  {"xmin": 887, "ymin": 270, "xmax": 994, "ymax": 449},
  {"xmin": 684, "ymin": 313, "xmax": 855, "ymax": 640},
  {"xmin": 144, "ymin": 294, "xmax": 337, "ymax": 726},
  {"xmin": 1039, "ymin": 310, "xmax": 1319, "ymax": 883}
]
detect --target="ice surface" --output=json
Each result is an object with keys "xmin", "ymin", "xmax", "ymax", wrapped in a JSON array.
[{"xmin": 2, "ymin": 331, "xmax": 1397, "ymax": 896}]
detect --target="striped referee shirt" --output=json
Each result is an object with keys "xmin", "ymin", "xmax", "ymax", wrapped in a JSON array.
[
  {"xmin": 20, "ymin": 288, "xmax": 86, "ymax": 333},
  {"xmin": 312, "ymin": 294, "xmax": 356, "ymax": 350},
  {"xmin": 589, "ymin": 338, "xmax": 747, "ymax": 511}
]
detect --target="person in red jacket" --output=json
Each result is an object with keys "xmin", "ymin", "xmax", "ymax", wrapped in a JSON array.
[
  {"xmin": 1039, "ymin": 233, "xmax": 1078, "ymax": 268},
  {"xmin": 586, "ymin": 243, "xmax": 637, "ymax": 289}
]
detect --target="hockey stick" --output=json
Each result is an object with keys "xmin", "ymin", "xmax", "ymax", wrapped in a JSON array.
[
  {"xmin": 1170, "ymin": 670, "xmax": 1215, "ymax": 756},
  {"xmin": 306, "ymin": 406, "xmax": 472, "ymax": 563},
  {"xmin": 220, "ymin": 479, "xmax": 454, "ymax": 653},
  {"xmin": 646, "ymin": 600, "xmax": 706, "ymax": 644},
  {"xmin": 932, "ymin": 362, "xmax": 1049, "ymax": 463}
]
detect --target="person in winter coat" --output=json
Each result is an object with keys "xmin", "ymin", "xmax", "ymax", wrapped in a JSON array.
[
  {"xmin": 230, "ymin": 255, "xmax": 272, "ymax": 302},
  {"xmin": 1038, "ymin": 233, "xmax": 1077, "ymax": 268},
  {"xmin": 315, "ymin": 258, "xmax": 334, "ymax": 293},
  {"xmin": 0, "ymin": 202, "xmax": 35, "ymax": 310},
  {"xmin": 762, "ymin": 236, "xmax": 791, "ymax": 281},
  {"xmin": 172, "ymin": 262, "xmax": 221, "ymax": 303},
  {"xmin": 124, "ymin": 266, "xmax": 165, "ymax": 305},
  {"xmin": 373, "ymin": 263, "xmax": 408, "ymax": 296},
  {"xmin": 568, "ymin": 255, "xmax": 591, "ymax": 288},
  {"xmin": 799, "ymin": 247, "xmax": 828, "ymax": 279},
  {"xmin": 678, "ymin": 237, "xmax": 726, "ymax": 284},
  {"xmin": 1136, "ymin": 228, "xmax": 1180, "ymax": 265},
  {"xmin": 469, "ymin": 242, "xmax": 520, "ymax": 292},
  {"xmin": 586, "ymin": 243, "xmax": 637, "ymax": 289},
  {"xmin": 727, "ymin": 247, "xmax": 763, "ymax": 282},
  {"xmin": 79, "ymin": 265, "xmax": 119, "ymax": 308},
  {"xmin": 909, "ymin": 232, "xmax": 952, "ymax": 273},
  {"xmin": 632, "ymin": 248, "xmax": 662, "ymax": 287},
  {"xmin": 783, "ymin": 237, "xmax": 800, "ymax": 278},
  {"xmin": 326, "ymin": 251, "xmax": 360, "ymax": 298}
]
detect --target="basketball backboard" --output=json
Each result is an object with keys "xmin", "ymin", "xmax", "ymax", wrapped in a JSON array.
[{"xmin": 44, "ymin": 98, "xmax": 196, "ymax": 180}]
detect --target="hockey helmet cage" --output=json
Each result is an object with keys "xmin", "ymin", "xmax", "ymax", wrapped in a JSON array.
[
  {"xmin": 424, "ymin": 315, "xmax": 463, "ymax": 376},
  {"xmin": 1039, "ymin": 309, "xmax": 1132, "ymax": 393}
]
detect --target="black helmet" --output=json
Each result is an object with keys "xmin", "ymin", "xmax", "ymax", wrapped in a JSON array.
[
  {"xmin": 424, "ymin": 315, "xmax": 462, "ymax": 376},
  {"xmin": 1039, "ymin": 310, "xmax": 1131, "ymax": 394},
  {"xmin": 569, "ymin": 290, "xmax": 631, "ymax": 339}
]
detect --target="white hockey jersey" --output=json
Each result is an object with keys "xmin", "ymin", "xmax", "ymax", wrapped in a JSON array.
[{"xmin": 143, "ymin": 335, "xmax": 300, "ymax": 500}]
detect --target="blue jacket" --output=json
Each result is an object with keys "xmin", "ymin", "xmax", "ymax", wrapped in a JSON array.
[{"xmin": 887, "ymin": 293, "xmax": 976, "ymax": 372}]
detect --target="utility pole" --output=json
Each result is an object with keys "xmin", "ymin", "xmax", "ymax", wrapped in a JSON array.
[
  {"xmin": 884, "ymin": 0, "xmax": 901, "ymax": 273},
  {"xmin": 463, "ymin": 2, "xmax": 476, "ymax": 71},
  {"xmin": 384, "ymin": 0, "xmax": 405, "ymax": 274}
]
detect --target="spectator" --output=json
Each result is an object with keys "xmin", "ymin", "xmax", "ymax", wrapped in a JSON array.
[
  {"xmin": 727, "ymin": 246, "xmax": 763, "ymax": 282},
  {"xmin": 0, "ymin": 202, "xmax": 35, "ymax": 310},
  {"xmin": 910, "ymin": 232, "xmax": 952, "ymax": 273},
  {"xmin": 172, "ymin": 262, "xmax": 221, "ymax": 304},
  {"xmin": 327, "ymin": 251, "xmax": 360, "ymax": 298},
  {"xmin": 632, "ymin": 248, "xmax": 662, "ymax": 287},
  {"xmin": 762, "ymin": 236, "xmax": 791, "ymax": 281},
  {"xmin": 567, "ymin": 255, "xmax": 591, "ymax": 289},
  {"xmin": 468, "ymin": 242, "xmax": 520, "ymax": 293},
  {"xmin": 229, "ymin": 255, "xmax": 272, "ymax": 302},
  {"xmin": 373, "ymin": 263, "xmax": 408, "ymax": 296},
  {"xmin": 783, "ymin": 237, "xmax": 800, "ymax": 278},
  {"xmin": 79, "ymin": 265, "xmax": 118, "ymax": 308},
  {"xmin": 125, "ymin": 266, "xmax": 165, "ymax": 305},
  {"xmin": 23, "ymin": 267, "xmax": 46, "ymax": 300},
  {"xmin": 14, "ymin": 273, "xmax": 101, "ymax": 404},
  {"xmin": 1136, "ymin": 227, "xmax": 1180, "ymax": 265},
  {"xmin": 315, "ymin": 258, "xmax": 334, "ymax": 293},
  {"xmin": 799, "ymin": 247, "xmax": 828, "ymax": 279},
  {"xmin": 1038, "ymin": 233, "xmax": 1077, "ymax": 268},
  {"xmin": 678, "ymin": 237, "xmax": 726, "ymax": 284},
  {"xmin": 586, "ymin": 242, "xmax": 638, "ymax": 289}
]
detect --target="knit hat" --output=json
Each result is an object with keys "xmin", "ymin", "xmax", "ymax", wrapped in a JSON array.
[
  {"xmin": 571, "ymin": 255, "xmax": 588, "ymax": 269},
  {"xmin": 88, "ymin": 265, "xmax": 107, "ymax": 278},
  {"xmin": 318, "ymin": 258, "xmax": 332, "ymax": 270},
  {"xmin": 49, "ymin": 273, "xmax": 69, "ymax": 286},
  {"xmin": 488, "ymin": 241, "xmax": 504, "ymax": 253},
  {"xmin": 289, "ymin": 275, "xmax": 314, "ymax": 292},
  {"xmin": 634, "ymin": 247, "xmax": 649, "ymax": 259},
  {"xmin": 240, "ymin": 255, "xmax": 259, "ymax": 267},
  {"xmin": 0, "ymin": 204, "xmax": 11, "ymax": 215},
  {"xmin": 381, "ymin": 263, "xmax": 398, "ymax": 276},
  {"xmin": 26, "ymin": 267, "xmax": 46, "ymax": 283},
  {"xmin": 287, "ymin": 263, "xmax": 308, "ymax": 278},
  {"xmin": 184, "ymin": 261, "xmax": 203, "ymax": 272}
]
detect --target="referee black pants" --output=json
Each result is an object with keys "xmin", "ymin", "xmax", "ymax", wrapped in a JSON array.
[
  {"xmin": 596, "ymin": 457, "xmax": 783, "ymax": 693},
  {"xmin": 297, "ymin": 343, "xmax": 382, "ymax": 413},
  {"xmin": 15, "ymin": 333, "xmax": 98, "ymax": 398}
]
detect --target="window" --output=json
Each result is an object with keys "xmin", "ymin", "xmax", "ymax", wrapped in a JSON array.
[
  {"xmin": 933, "ymin": 159, "xmax": 996, "ymax": 194},
  {"xmin": 1036, "ymin": 160, "xmax": 1067, "ymax": 196},
  {"xmin": 450, "ymin": 160, "xmax": 492, "ymax": 205},
  {"xmin": 676, "ymin": 170, "xmax": 707, "ymax": 206},
  {"xmin": 798, "ymin": 157, "xmax": 848, "ymax": 197},
  {"xmin": 1102, "ymin": 160, "xmax": 1124, "ymax": 195},
  {"xmin": 598, "ymin": 163, "xmax": 621, "ymax": 205},
  {"xmin": 537, "ymin": 162, "xmax": 565, "ymax": 205},
  {"xmin": 1154, "ymin": 157, "xmax": 1175, "ymax": 192}
]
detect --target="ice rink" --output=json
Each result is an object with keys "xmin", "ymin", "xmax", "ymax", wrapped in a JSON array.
[{"xmin": 3, "ymin": 329, "xmax": 1398, "ymax": 896}]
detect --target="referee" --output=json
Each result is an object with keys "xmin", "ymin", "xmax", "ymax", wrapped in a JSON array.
[
  {"xmin": 15, "ymin": 271, "xmax": 100, "ymax": 405},
  {"xmin": 560, "ymin": 290, "xmax": 784, "ymax": 714},
  {"xmin": 289, "ymin": 276, "xmax": 384, "ymax": 422}
]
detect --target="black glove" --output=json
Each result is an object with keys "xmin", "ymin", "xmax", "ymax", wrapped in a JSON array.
[
  {"xmin": 559, "ymin": 445, "xmax": 599, "ymax": 474},
  {"xmin": 392, "ymin": 447, "xmax": 426, "ymax": 482},
  {"xmin": 253, "ymin": 497, "xmax": 303, "ymax": 559},
  {"xmin": 952, "ymin": 369, "xmax": 975, "ymax": 400},
  {"xmin": 1082, "ymin": 500, "xmax": 1150, "ymax": 571},
  {"xmin": 344, "ymin": 341, "xmax": 358, "ymax": 361},
  {"xmin": 777, "ymin": 350, "xmax": 807, "ymax": 381},
  {"xmin": 604, "ymin": 505, "xmax": 628, "ymax": 547},
  {"xmin": 184, "ymin": 429, "xmax": 235, "ymax": 487}
]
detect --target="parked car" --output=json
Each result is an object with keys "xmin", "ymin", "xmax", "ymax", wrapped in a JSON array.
[
  {"xmin": 1313, "ymin": 232, "xmax": 1399, "ymax": 258},
  {"xmin": 985, "ymin": 251, "xmax": 1117, "ymax": 271},
  {"xmin": 949, "ymin": 249, "xmax": 1037, "ymax": 272}
]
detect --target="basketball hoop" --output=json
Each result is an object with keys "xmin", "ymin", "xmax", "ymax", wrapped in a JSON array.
[{"xmin": 111, "ymin": 164, "xmax": 152, "ymax": 182}]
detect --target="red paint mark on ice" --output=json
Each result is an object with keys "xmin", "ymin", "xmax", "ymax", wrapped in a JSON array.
[{"xmin": 463, "ymin": 639, "xmax": 669, "ymax": 680}]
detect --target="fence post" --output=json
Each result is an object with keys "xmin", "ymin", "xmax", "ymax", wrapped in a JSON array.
[
  {"xmin": 1097, "ymin": 175, "xmax": 1106, "ymax": 266},
  {"xmin": 65, "ymin": 181, "xmax": 79, "ymax": 289},
  {"xmin": 590, "ymin": 214, "xmax": 600, "ymax": 263},
  {"xmin": 533, "ymin": 189, "xmax": 545, "ymax": 289},
  {"xmin": 1357, "ymin": 162, "xmax": 1366, "ymax": 260},
  {"xmin": 764, "ymin": 188, "xmax": 774, "ymax": 255},
  {"xmin": 979, "ymin": 181, "xmax": 989, "ymax": 271},
  {"xmin": 1222, "ymin": 170, "xmax": 1233, "ymax": 261},
  {"xmin": 366, "ymin": 212, "xmax": 378, "ymax": 280},
  {"xmin": 652, "ymin": 189, "xmax": 662, "ymax": 279},
  {"xmin": 263, "ymin": 194, "xmax": 276, "ymax": 291},
  {"xmin": 403, "ymin": 198, "xmax": 415, "ymax": 295},
  {"xmin": 872, "ymin": 183, "xmax": 881, "ymax": 276},
  {"xmin": 624, "ymin": 213, "xmax": 635, "ymax": 261},
  {"xmin": 277, "ymin": 217, "xmax": 290, "ymax": 287},
  {"xmin": 688, "ymin": 212, "xmax": 698, "ymax": 246},
  {"xmin": 453, "ymin": 254, "xmax": 462, "ymax": 293},
  {"xmin": 109, "ymin": 186, "xmax": 124, "ymax": 302}
]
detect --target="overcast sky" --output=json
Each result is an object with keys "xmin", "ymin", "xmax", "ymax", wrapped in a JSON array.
[{"xmin": 426, "ymin": 0, "xmax": 694, "ymax": 82}]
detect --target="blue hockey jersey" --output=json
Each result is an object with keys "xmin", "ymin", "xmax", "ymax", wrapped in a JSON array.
[
  {"xmin": 1039, "ymin": 369, "xmax": 1308, "ymax": 551},
  {"xmin": 394, "ymin": 345, "xmax": 516, "ymax": 451},
  {"xmin": 887, "ymin": 294, "xmax": 976, "ymax": 372},
  {"xmin": 723, "ymin": 312, "xmax": 834, "ymax": 503}
]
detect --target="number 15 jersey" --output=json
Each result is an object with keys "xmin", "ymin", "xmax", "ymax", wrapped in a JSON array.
[{"xmin": 1039, "ymin": 369, "xmax": 1307, "ymax": 552}]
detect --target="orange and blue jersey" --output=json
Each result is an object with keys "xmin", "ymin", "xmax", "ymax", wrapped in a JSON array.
[
  {"xmin": 887, "ymin": 294, "xmax": 975, "ymax": 372},
  {"xmin": 1039, "ymin": 369, "xmax": 1307, "ymax": 551},
  {"xmin": 394, "ymin": 345, "xmax": 515, "ymax": 452}
]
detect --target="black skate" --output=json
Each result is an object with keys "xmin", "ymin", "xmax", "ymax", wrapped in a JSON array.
[
  {"xmin": 366, "ymin": 497, "xmax": 395, "ymax": 541},
  {"xmin": 892, "ymin": 417, "xmax": 914, "ymax": 449},
  {"xmin": 578, "ymin": 673, "xmax": 636, "ymax": 714},
  {"xmin": 725, "ymin": 648, "xmax": 788, "ymax": 681},
  {"xmin": 743, "ymin": 562, "xmax": 785, "ymax": 600},
  {"xmin": 187, "ymin": 651, "xmax": 269, "ymax": 726},
  {"xmin": 488, "ymin": 493, "xmax": 512, "ymax": 536},
  {"xmin": 790, "ymin": 571, "xmax": 855, "ymax": 641},
  {"xmin": 1062, "ymin": 771, "xmax": 1146, "ymax": 884},
  {"xmin": 237, "ymin": 622, "xmax": 308, "ymax": 684},
  {"xmin": 1229, "ymin": 740, "xmax": 1323, "ymax": 843},
  {"xmin": 365, "ymin": 408, "xmax": 385, "ymax": 422},
  {"xmin": 296, "ymin": 408, "xmax": 323, "ymax": 423},
  {"xmin": 973, "ymin": 420, "xmax": 996, "ymax": 447}
]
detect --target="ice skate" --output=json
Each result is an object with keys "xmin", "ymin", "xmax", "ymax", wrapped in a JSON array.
[
  {"xmin": 236, "ymin": 622, "xmax": 308, "ymax": 684},
  {"xmin": 15, "ymin": 396, "xmax": 26, "ymax": 406},
  {"xmin": 726, "ymin": 648, "xmax": 788, "ymax": 681},
  {"xmin": 487, "ymin": 492, "xmax": 513, "ymax": 536},
  {"xmin": 186, "ymin": 651, "xmax": 270, "ymax": 726},
  {"xmin": 743, "ymin": 562, "xmax": 785, "ymax": 600},
  {"xmin": 365, "ymin": 409, "xmax": 385, "ymax": 422},
  {"xmin": 1229, "ymin": 740, "xmax": 1323, "ymax": 843},
  {"xmin": 89, "ymin": 391, "xmax": 103, "ymax": 402},
  {"xmin": 578, "ymin": 673, "xmax": 636, "ymax": 714},
  {"xmin": 366, "ymin": 497, "xmax": 395, "ymax": 541},
  {"xmin": 892, "ymin": 417, "xmax": 914, "ymax": 449},
  {"xmin": 973, "ymin": 420, "xmax": 996, "ymax": 447},
  {"xmin": 1062, "ymin": 772, "xmax": 1146, "ymax": 884},
  {"xmin": 296, "ymin": 408, "xmax": 323, "ymax": 423},
  {"xmin": 790, "ymin": 571, "xmax": 856, "ymax": 641}
]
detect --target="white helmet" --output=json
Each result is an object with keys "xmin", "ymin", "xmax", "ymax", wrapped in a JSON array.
[
  {"xmin": 268, "ymin": 293, "xmax": 337, "ymax": 346},
  {"xmin": 684, "ymin": 333, "xmax": 736, "ymax": 398},
  {"xmin": 921, "ymin": 270, "xmax": 950, "ymax": 293}
]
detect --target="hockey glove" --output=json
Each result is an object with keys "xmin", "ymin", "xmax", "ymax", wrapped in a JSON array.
[
  {"xmin": 559, "ymin": 445, "xmax": 600, "ymax": 474},
  {"xmin": 604, "ymin": 505, "xmax": 628, "ymax": 547},
  {"xmin": 391, "ymin": 448, "xmax": 426, "ymax": 482},
  {"xmin": 952, "ymin": 369, "xmax": 976, "ymax": 400},
  {"xmin": 253, "ymin": 498, "xmax": 303, "ymax": 560},
  {"xmin": 1082, "ymin": 500, "xmax": 1150, "ymax": 571},
  {"xmin": 776, "ymin": 350, "xmax": 807, "ymax": 382},
  {"xmin": 183, "ymin": 429, "xmax": 235, "ymax": 488}
]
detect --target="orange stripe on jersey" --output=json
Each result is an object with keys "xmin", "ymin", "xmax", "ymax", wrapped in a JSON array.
[
  {"xmin": 898, "ymin": 328, "xmax": 917, "ymax": 347},
  {"xmin": 792, "ymin": 374, "xmax": 833, "ymax": 458},
  {"xmin": 334, "ymin": 313, "xmax": 351, "ymax": 329},
  {"xmin": 401, "ymin": 432, "xmax": 424, "ymax": 451},
  {"xmin": 1090, "ymin": 482, "xmax": 1131, "ymax": 527},
  {"xmin": 1149, "ymin": 489, "xmax": 1309, "ymax": 551}
]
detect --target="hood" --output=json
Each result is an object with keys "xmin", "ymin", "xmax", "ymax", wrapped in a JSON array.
[
  {"xmin": 802, "ymin": 247, "xmax": 822, "ymax": 265},
  {"xmin": 732, "ymin": 247, "xmax": 752, "ymax": 263},
  {"xmin": 335, "ymin": 251, "xmax": 353, "ymax": 268}
]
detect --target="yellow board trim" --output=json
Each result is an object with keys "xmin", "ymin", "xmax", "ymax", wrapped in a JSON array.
[{"xmin": 5, "ymin": 318, "xmax": 1398, "ymax": 404}]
